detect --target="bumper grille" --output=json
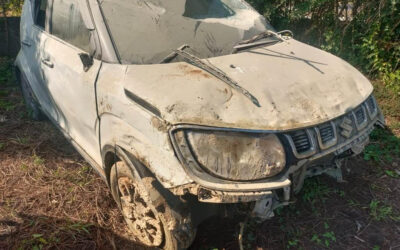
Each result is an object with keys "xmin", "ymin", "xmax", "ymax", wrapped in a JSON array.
[
  {"xmin": 286, "ymin": 130, "xmax": 316, "ymax": 157},
  {"xmin": 366, "ymin": 96, "xmax": 378, "ymax": 118},
  {"xmin": 319, "ymin": 123, "xmax": 335, "ymax": 144},
  {"xmin": 367, "ymin": 96, "xmax": 376, "ymax": 112},
  {"xmin": 354, "ymin": 106, "xmax": 367, "ymax": 125},
  {"xmin": 285, "ymin": 95, "xmax": 379, "ymax": 159}
]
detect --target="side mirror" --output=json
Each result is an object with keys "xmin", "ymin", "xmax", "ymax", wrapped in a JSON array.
[{"xmin": 79, "ymin": 53, "xmax": 94, "ymax": 72}]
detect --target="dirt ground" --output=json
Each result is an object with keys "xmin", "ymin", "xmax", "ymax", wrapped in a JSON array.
[{"xmin": 0, "ymin": 57, "xmax": 399, "ymax": 249}]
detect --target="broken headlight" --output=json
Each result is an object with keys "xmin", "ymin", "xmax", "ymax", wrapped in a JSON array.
[{"xmin": 173, "ymin": 129, "xmax": 286, "ymax": 181}]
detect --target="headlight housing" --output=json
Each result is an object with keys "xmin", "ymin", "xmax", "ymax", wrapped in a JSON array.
[{"xmin": 172, "ymin": 129, "xmax": 286, "ymax": 181}]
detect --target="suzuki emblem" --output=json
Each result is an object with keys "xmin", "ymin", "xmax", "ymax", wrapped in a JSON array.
[{"xmin": 339, "ymin": 117, "xmax": 353, "ymax": 138}]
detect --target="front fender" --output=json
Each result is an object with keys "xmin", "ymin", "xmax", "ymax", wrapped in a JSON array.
[{"xmin": 99, "ymin": 113, "xmax": 193, "ymax": 189}]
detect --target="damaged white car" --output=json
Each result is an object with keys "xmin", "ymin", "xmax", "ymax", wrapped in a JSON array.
[{"xmin": 15, "ymin": 0, "xmax": 385, "ymax": 249}]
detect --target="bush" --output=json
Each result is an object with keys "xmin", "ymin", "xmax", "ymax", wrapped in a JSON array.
[
  {"xmin": 1, "ymin": 0, "xmax": 399, "ymax": 93},
  {"xmin": 248, "ymin": 0, "xmax": 400, "ymax": 93},
  {"xmin": 0, "ymin": 0, "xmax": 23, "ymax": 16}
]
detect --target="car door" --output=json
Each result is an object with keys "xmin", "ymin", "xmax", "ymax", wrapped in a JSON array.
[
  {"xmin": 40, "ymin": 0, "xmax": 102, "ymax": 166},
  {"xmin": 19, "ymin": 0, "xmax": 58, "ymax": 118}
]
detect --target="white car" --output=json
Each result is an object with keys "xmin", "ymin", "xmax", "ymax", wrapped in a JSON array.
[{"xmin": 15, "ymin": 0, "xmax": 385, "ymax": 249}]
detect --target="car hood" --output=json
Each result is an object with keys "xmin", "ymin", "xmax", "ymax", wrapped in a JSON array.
[{"xmin": 123, "ymin": 39, "xmax": 373, "ymax": 131}]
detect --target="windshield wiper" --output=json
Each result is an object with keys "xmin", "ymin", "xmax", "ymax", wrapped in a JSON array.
[
  {"xmin": 233, "ymin": 40, "xmax": 280, "ymax": 52},
  {"xmin": 160, "ymin": 44, "xmax": 190, "ymax": 64},
  {"xmin": 233, "ymin": 30, "xmax": 293, "ymax": 52},
  {"xmin": 161, "ymin": 45, "xmax": 261, "ymax": 107}
]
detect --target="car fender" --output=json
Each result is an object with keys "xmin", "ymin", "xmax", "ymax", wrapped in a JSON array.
[{"xmin": 99, "ymin": 113, "xmax": 193, "ymax": 189}]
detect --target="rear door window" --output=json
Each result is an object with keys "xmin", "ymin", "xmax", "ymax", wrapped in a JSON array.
[
  {"xmin": 50, "ymin": 0, "xmax": 91, "ymax": 52},
  {"xmin": 34, "ymin": 0, "xmax": 49, "ymax": 29}
]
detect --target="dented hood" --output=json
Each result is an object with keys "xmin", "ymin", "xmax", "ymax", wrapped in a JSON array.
[{"xmin": 123, "ymin": 39, "xmax": 373, "ymax": 131}]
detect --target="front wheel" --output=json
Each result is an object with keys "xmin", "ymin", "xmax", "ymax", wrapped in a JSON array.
[{"xmin": 110, "ymin": 158, "xmax": 196, "ymax": 249}]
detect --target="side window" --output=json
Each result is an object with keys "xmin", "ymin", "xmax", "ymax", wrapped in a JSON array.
[
  {"xmin": 34, "ymin": 0, "xmax": 49, "ymax": 29},
  {"xmin": 50, "ymin": 0, "xmax": 91, "ymax": 52}
]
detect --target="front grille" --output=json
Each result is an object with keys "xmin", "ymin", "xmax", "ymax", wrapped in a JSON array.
[
  {"xmin": 366, "ymin": 96, "xmax": 377, "ymax": 118},
  {"xmin": 355, "ymin": 107, "xmax": 366, "ymax": 125},
  {"xmin": 318, "ymin": 123, "xmax": 335, "ymax": 144},
  {"xmin": 367, "ymin": 96, "xmax": 376, "ymax": 112},
  {"xmin": 289, "ymin": 130, "xmax": 311, "ymax": 154},
  {"xmin": 285, "ymin": 95, "xmax": 379, "ymax": 159}
]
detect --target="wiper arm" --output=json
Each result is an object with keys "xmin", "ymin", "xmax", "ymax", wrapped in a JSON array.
[
  {"xmin": 233, "ymin": 30, "xmax": 293, "ymax": 52},
  {"xmin": 160, "ymin": 44, "xmax": 190, "ymax": 64},
  {"xmin": 163, "ymin": 45, "xmax": 261, "ymax": 107},
  {"xmin": 239, "ymin": 30, "xmax": 284, "ymax": 45},
  {"xmin": 233, "ymin": 40, "xmax": 280, "ymax": 53}
]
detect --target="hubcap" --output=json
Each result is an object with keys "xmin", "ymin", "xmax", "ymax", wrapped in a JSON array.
[{"xmin": 118, "ymin": 177, "xmax": 163, "ymax": 247}]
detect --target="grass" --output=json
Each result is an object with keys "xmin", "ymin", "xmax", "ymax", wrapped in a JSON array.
[
  {"xmin": 364, "ymin": 128, "xmax": 400, "ymax": 163},
  {"xmin": 0, "ymin": 57, "xmax": 14, "ymax": 86},
  {"xmin": 369, "ymin": 200, "xmax": 393, "ymax": 221},
  {"xmin": 0, "ymin": 58, "xmax": 145, "ymax": 249}
]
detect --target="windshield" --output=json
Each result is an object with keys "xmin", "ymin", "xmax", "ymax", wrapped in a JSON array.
[{"xmin": 100, "ymin": 0, "xmax": 274, "ymax": 64}]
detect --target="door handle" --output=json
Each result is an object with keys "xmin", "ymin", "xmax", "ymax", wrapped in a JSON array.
[
  {"xmin": 41, "ymin": 59, "xmax": 54, "ymax": 68},
  {"xmin": 21, "ymin": 40, "xmax": 32, "ymax": 47}
]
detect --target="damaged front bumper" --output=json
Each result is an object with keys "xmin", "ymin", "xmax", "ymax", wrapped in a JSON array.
[{"xmin": 169, "ymin": 95, "xmax": 384, "ymax": 220}]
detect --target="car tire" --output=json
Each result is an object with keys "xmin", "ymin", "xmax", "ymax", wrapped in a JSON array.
[
  {"xmin": 110, "ymin": 156, "xmax": 196, "ymax": 250},
  {"xmin": 18, "ymin": 71, "xmax": 46, "ymax": 121}
]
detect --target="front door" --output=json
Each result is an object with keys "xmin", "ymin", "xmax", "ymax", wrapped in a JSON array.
[{"xmin": 40, "ymin": 0, "xmax": 102, "ymax": 166}]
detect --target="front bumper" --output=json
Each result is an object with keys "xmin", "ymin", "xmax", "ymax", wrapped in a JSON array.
[{"xmin": 169, "ymin": 96, "xmax": 385, "ymax": 204}]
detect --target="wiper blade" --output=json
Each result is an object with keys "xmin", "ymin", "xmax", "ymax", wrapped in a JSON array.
[
  {"xmin": 167, "ymin": 45, "xmax": 261, "ymax": 107},
  {"xmin": 160, "ymin": 44, "xmax": 190, "ymax": 64},
  {"xmin": 234, "ymin": 30, "xmax": 294, "ymax": 53},
  {"xmin": 239, "ymin": 30, "xmax": 284, "ymax": 45},
  {"xmin": 233, "ymin": 40, "xmax": 280, "ymax": 53}
]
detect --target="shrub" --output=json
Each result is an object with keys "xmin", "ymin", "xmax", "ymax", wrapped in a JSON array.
[{"xmin": 248, "ymin": 0, "xmax": 400, "ymax": 93}]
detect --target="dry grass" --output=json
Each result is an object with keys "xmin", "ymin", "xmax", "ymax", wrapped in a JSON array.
[
  {"xmin": 0, "ymin": 57, "xmax": 147, "ymax": 249},
  {"xmin": 0, "ymin": 119, "xmax": 150, "ymax": 249}
]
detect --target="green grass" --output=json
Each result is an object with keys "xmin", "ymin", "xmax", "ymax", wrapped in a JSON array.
[
  {"xmin": 0, "ymin": 99, "xmax": 15, "ymax": 111},
  {"xmin": 301, "ymin": 178, "xmax": 332, "ymax": 206},
  {"xmin": 369, "ymin": 200, "xmax": 397, "ymax": 222},
  {"xmin": 0, "ymin": 57, "xmax": 14, "ymax": 86},
  {"xmin": 32, "ymin": 154, "xmax": 45, "ymax": 166},
  {"xmin": 364, "ymin": 128, "xmax": 400, "ymax": 163}
]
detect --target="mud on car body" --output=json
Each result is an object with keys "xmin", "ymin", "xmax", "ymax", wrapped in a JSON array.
[{"xmin": 15, "ymin": 0, "xmax": 385, "ymax": 248}]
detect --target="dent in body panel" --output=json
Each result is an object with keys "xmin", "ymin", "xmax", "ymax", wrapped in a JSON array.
[
  {"xmin": 97, "ymin": 64, "xmax": 193, "ymax": 188},
  {"xmin": 119, "ymin": 39, "xmax": 373, "ymax": 131}
]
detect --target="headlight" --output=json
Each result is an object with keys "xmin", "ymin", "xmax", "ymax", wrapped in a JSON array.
[{"xmin": 174, "ymin": 129, "xmax": 286, "ymax": 181}]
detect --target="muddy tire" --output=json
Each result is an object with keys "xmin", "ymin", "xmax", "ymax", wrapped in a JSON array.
[
  {"xmin": 110, "ymin": 157, "xmax": 196, "ymax": 250},
  {"xmin": 18, "ymin": 72, "xmax": 46, "ymax": 121}
]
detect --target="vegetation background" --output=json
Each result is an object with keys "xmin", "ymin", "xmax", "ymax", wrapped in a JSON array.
[
  {"xmin": 1, "ymin": 0, "xmax": 400, "ymax": 93},
  {"xmin": 247, "ymin": 0, "xmax": 400, "ymax": 94},
  {"xmin": 0, "ymin": 0, "xmax": 399, "ymax": 249}
]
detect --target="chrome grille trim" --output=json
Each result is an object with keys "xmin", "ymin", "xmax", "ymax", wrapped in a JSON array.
[
  {"xmin": 352, "ymin": 105, "xmax": 368, "ymax": 130},
  {"xmin": 285, "ymin": 129, "xmax": 316, "ymax": 159},
  {"xmin": 314, "ymin": 121, "xmax": 338, "ymax": 150}
]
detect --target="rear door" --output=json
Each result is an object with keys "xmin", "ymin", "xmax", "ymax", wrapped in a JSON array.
[
  {"xmin": 19, "ymin": 0, "xmax": 57, "ymax": 118},
  {"xmin": 40, "ymin": 0, "xmax": 102, "ymax": 166}
]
